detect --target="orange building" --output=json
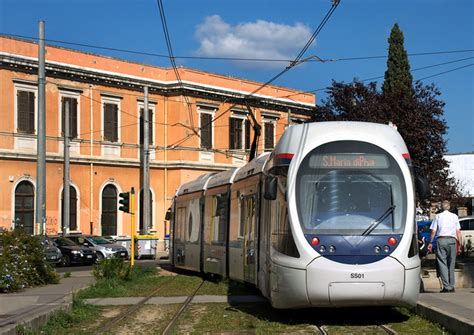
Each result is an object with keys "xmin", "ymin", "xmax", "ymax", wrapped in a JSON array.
[{"xmin": 0, "ymin": 35, "xmax": 315, "ymax": 241}]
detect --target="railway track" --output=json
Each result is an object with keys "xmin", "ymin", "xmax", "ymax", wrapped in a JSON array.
[
  {"xmin": 94, "ymin": 275, "xmax": 178, "ymax": 335},
  {"xmin": 162, "ymin": 279, "xmax": 205, "ymax": 334},
  {"xmin": 315, "ymin": 320, "xmax": 397, "ymax": 335},
  {"xmin": 94, "ymin": 275, "xmax": 205, "ymax": 335}
]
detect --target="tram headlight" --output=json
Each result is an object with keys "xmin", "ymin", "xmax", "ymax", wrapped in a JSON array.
[
  {"xmin": 319, "ymin": 245, "xmax": 326, "ymax": 253},
  {"xmin": 383, "ymin": 245, "xmax": 390, "ymax": 253},
  {"xmin": 329, "ymin": 245, "xmax": 336, "ymax": 253},
  {"xmin": 374, "ymin": 245, "xmax": 381, "ymax": 253}
]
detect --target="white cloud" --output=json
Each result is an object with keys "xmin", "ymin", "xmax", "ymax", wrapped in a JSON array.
[{"xmin": 194, "ymin": 15, "xmax": 312, "ymax": 68}]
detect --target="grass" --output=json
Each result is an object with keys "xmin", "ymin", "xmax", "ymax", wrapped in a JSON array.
[
  {"xmin": 172, "ymin": 302, "xmax": 448, "ymax": 334},
  {"xmin": 38, "ymin": 300, "xmax": 104, "ymax": 335},
  {"xmin": 76, "ymin": 265, "xmax": 167, "ymax": 299}
]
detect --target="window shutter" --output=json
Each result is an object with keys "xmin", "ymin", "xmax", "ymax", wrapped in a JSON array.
[
  {"xmin": 104, "ymin": 103, "xmax": 118, "ymax": 142},
  {"xmin": 200, "ymin": 113, "xmax": 212, "ymax": 149},
  {"xmin": 245, "ymin": 119, "xmax": 251, "ymax": 150},
  {"xmin": 71, "ymin": 98, "xmax": 78, "ymax": 138},
  {"xmin": 17, "ymin": 91, "xmax": 35, "ymax": 134},
  {"xmin": 112, "ymin": 104, "xmax": 118, "ymax": 142},
  {"xmin": 104, "ymin": 103, "xmax": 113, "ymax": 141},
  {"xmin": 139, "ymin": 108, "xmax": 144, "ymax": 145},
  {"xmin": 148, "ymin": 109, "xmax": 153, "ymax": 144},
  {"xmin": 27, "ymin": 92, "xmax": 34, "ymax": 133},
  {"xmin": 236, "ymin": 119, "xmax": 242, "ymax": 149},
  {"xmin": 229, "ymin": 118, "xmax": 235, "ymax": 150},
  {"xmin": 61, "ymin": 97, "xmax": 65, "ymax": 136},
  {"xmin": 265, "ymin": 122, "xmax": 274, "ymax": 149}
]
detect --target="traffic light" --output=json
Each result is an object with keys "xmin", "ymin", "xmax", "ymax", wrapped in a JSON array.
[{"xmin": 119, "ymin": 192, "xmax": 130, "ymax": 213}]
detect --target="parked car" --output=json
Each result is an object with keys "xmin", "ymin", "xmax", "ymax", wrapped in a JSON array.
[
  {"xmin": 50, "ymin": 236, "xmax": 97, "ymax": 266},
  {"xmin": 39, "ymin": 236, "xmax": 62, "ymax": 265},
  {"xmin": 459, "ymin": 215, "xmax": 474, "ymax": 251},
  {"xmin": 417, "ymin": 220, "xmax": 437, "ymax": 252},
  {"xmin": 66, "ymin": 235, "xmax": 128, "ymax": 262}
]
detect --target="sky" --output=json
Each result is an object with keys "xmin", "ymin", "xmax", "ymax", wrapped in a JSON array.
[{"xmin": 0, "ymin": 0, "xmax": 472, "ymax": 153}]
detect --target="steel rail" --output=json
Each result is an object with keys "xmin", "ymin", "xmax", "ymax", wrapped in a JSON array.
[
  {"xmin": 161, "ymin": 279, "xmax": 205, "ymax": 335},
  {"xmin": 94, "ymin": 275, "xmax": 178, "ymax": 335},
  {"xmin": 376, "ymin": 320, "xmax": 398, "ymax": 335}
]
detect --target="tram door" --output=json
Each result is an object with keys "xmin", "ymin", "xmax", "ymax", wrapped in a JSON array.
[{"xmin": 242, "ymin": 194, "xmax": 257, "ymax": 283}]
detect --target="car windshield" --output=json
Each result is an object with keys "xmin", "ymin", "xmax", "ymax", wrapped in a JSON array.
[
  {"xmin": 296, "ymin": 141, "xmax": 407, "ymax": 235},
  {"xmin": 89, "ymin": 236, "xmax": 111, "ymax": 245},
  {"xmin": 54, "ymin": 238, "xmax": 77, "ymax": 246}
]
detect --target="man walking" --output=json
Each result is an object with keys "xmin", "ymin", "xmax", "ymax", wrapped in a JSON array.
[{"xmin": 427, "ymin": 200, "xmax": 462, "ymax": 292}]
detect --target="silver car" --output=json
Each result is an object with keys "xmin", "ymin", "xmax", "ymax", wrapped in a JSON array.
[{"xmin": 67, "ymin": 235, "xmax": 128, "ymax": 262}]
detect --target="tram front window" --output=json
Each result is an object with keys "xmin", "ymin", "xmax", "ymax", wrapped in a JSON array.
[{"xmin": 296, "ymin": 141, "xmax": 407, "ymax": 235}]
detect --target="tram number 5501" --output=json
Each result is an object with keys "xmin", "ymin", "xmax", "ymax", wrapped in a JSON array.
[{"xmin": 350, "ymin": 273, "xmax": 365, "ymax": 279}]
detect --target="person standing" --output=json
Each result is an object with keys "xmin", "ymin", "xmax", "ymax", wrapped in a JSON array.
[{"xmin": 427, "ymin": 200, "xmax": 462, "ymax": 292}]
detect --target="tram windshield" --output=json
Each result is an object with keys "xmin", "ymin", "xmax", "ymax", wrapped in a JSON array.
[{"xmin": 296, "ymin": 141, "xmax": 407, "ymax": 235}]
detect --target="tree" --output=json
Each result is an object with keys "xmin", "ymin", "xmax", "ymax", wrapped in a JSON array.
[{"xmin": 382, "ymin": 23, "xmax": 413, "ymax": 98}]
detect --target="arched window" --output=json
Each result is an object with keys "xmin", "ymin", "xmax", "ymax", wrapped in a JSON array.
[
  {"xmin": 61, "ymin": 186, "xmax": 78, "ymax": 231},
  {"xmin": 101, "ymin": 184, "xmax": 117, "ymax": 236},
  {"xmin": 14, "ymin": 181, "xmax": 35, "ymax": 234},
  {"xmin": 139, "ymin": 189, "xmax": 153, "ymax": 233}
]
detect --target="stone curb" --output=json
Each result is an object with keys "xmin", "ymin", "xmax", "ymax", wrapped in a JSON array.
[{"xmin": 416, "ymin": 301, "xmax": 474, "ymax": 335}]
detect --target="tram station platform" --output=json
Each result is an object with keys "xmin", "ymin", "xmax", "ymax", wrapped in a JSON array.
[{"xmin": 417, "ymin": 288, "xmax": 474, "ymax": 335}]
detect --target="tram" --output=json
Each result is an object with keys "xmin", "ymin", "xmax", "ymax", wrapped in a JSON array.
[{"xmin": 169, "ymin": 121, "xmax": 426, "ymax": 308}]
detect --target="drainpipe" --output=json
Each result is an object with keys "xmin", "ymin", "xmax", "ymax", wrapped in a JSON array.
[{"xmin": 89, "ymin": 85, "xmax": 94, "ymax": 235}]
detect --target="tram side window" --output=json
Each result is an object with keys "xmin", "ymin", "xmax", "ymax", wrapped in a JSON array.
[
  {"xmin": 176, "ymin": 207, "xmax": 186, "ymax": 241},
  {"xmin": 211, "ymin": 194, "xmax": 228, "ymax": 244},
  {"xmin": 239, "ymin": 195, "xmax": 255, "ymax": 238},
  {"xmin": 271, "ymin": 177, "xmax": 299, "ymax": 258}
]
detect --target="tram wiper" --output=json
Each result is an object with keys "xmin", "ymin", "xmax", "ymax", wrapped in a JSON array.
[{"xmin": 361, "ymin": 205, "xmax": 396, "ymax": 236}]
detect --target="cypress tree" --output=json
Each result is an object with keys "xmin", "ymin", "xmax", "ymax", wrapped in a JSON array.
[{"xmin": 382, "ymin": 23, "xmax": 413, "ymax": 97}]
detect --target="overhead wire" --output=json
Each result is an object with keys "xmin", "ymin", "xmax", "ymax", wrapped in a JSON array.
[
  {"xmin": 2, "ymin": 32, "xmax": 473, "ymax": 63},
  {"xmin": 157, "ymin": 0, "xmax": 196, "ymax": 135},
  {"xmin": 282, "ymin": 55, "xmax": 474, "ymax": 98},
  {"xmin": 161, "ymin": 0, "xmax": 340, "ymax": 150}
]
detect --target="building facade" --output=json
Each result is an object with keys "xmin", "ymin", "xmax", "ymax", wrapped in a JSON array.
[{"xmin": 0, "ymin": 35, "xmax": 315, "ymax": 239}]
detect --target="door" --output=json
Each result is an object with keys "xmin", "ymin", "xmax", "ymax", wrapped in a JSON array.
[
  {"xmin": 101, "ymin": 185, "xmax": 118, "ymax": 236},
  {"xmin": 242, "ymin": 194, "xmax": 257, "ymax": 283},
  {"xmin": 14, "ymin": 181, "xmax": 35, "ymax": 235}
]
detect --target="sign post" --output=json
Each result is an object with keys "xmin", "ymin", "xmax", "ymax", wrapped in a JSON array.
[{"xmin": 130, "ymin": 187, "xmax": 135, "ymax": 267}]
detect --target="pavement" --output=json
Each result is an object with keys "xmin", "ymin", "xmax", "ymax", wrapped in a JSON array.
[
  {"xmin": 0, "ymin": 270, "xmax": 95, "ymax": 335},
  {"xmin": 417, "ymin": 288, "xmax": 474, "ymax": 335},
  {"xmin": 1, "ymin": 267, "xmax": 472, "ymax": 335}
]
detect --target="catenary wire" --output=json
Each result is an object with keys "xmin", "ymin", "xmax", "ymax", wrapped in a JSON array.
[{"xmin": 1, "ymin": 32, "xmax": 473, "ymax": 63}]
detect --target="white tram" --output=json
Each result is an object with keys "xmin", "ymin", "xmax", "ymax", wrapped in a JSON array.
[{"xmin": 170, "ymin": 122, "xmax": 424, "ymax": 308}]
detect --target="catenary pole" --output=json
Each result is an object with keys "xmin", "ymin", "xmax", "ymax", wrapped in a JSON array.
[
  {"xmin": 36, "ymin": 21, "xmax": 46, "ymax": 235},
  {"xmin": 142, "ymin": 86, "xmax": 150, "ymax": 234},
  {"xmin": 63, "ymin": 99, "xmax": 70, "ymax": 236}
]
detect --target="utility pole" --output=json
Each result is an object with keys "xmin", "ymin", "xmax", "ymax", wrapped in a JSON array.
[
  {"xmin": 142, "ymin": 86, "xmax": 150, "ymax": 234},
  {"xmin": 36, "ymin": 21, "xmax": 46, "ymax": 235},
  {"xmin": 62, "ymin": 100, "xmax": 70, "ymax": 236}
]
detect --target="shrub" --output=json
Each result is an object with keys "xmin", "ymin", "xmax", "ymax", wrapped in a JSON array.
[
  {"xmin": 0, "ymin": 229, "xmax": 59, "ymax": 293},
  {"xmin": 92, "ymin": 257, "xmax": 131, "ymax": 281}
]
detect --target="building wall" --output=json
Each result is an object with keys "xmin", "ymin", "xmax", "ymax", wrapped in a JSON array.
[
  {"xmin": 445, "ymin": 153, "xmax": 474, "ymax": 197},
  {"xmin": 0, "ymin": 36, "xmax": 315, "ymax": 238}
]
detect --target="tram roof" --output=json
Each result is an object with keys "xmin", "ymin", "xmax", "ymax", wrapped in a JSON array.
[
  {"xmin": 177, "ymin": 172, "xmax": 216, "ymax": 196},
  {"xmin": 206, "ymin": 168, "xmax": 239, "ymax": 189},
  {"xmin": 233, "ymin": 152, "xmax": 271, "ymax": 182}
]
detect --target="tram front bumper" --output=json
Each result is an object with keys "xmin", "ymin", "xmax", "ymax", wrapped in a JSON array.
[{"xmin": 306, "ymin": 256, "xmax": 407, "ymax": 307}]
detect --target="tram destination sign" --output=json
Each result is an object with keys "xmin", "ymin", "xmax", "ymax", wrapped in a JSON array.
[{"xmin": 309, "ymin": 153, "xmax": 389, "ymax": 169}]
